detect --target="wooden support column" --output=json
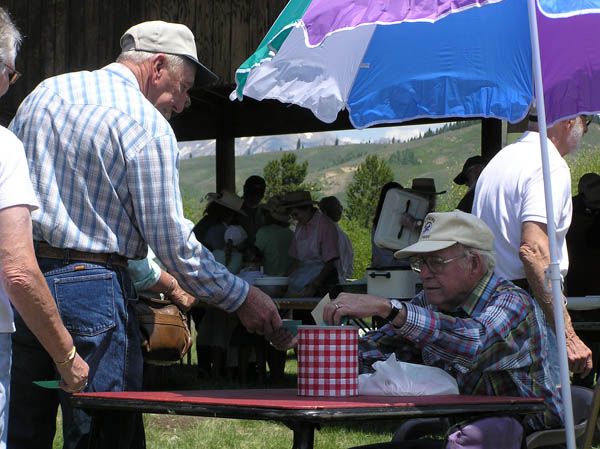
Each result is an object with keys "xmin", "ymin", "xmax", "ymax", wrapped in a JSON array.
[
  {"xmin": 480, "ymin": 118, "xmax": 503, "ymax": 160},
  {"xmin": 216, "ymin": 134, "xmax": 236, "ymax": 194}
]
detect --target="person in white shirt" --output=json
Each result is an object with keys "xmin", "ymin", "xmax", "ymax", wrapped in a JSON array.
[{"xmin": 473, "ymin": 111, "xmax": 593, "ymax": 376}]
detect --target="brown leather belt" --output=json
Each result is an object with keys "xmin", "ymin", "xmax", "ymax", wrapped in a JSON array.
[{"xmin": 34, "ymin": 241, "xmax": 128, "ymax": 268}]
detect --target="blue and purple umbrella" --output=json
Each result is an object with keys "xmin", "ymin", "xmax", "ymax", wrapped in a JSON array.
[{"xmin": 232, "ymin": 0, "xmax": 600, "ymax": 128}]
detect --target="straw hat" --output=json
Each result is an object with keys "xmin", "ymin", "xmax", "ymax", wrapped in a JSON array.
[
  {"xmin": 264, "ymin": 197, "xmax": 290, "ymax": 223},
  {"xmin": 281, "ymin": 190, "xmax": 316, "ymax": 209},
  {"xmin": 405, "ymin": 178, "xmax": 446, "ymax": 196},
  {"xmin": 205, "ymin": 191, "xmax": 246, "ymax": 215}
]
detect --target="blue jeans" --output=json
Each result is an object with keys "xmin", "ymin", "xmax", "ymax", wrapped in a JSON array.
[
  {"xmin": 8, "ymin": 259, "xmax": 145, "ymax": 449},
  {"xmin": 0, "ymin": 333, "xmax": 11, "ymax": 449}
]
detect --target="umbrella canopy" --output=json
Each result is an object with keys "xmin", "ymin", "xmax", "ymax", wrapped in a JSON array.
[{"xmin": 232, "ymin": 0, "xmax": 600, "ymax": 127}]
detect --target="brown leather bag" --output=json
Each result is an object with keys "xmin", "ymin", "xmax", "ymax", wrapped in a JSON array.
[{"xmin": 134, "ymin": 296, "xmax": 192, "ymax": 366}]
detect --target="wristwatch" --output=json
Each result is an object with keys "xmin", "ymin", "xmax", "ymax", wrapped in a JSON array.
[{"xmin": 385, "ymin": 299, "xmax": 404, "ymax": 322}]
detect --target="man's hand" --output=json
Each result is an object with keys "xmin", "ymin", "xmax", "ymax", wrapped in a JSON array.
[
  {"xmin": 323, "ymin": 293, "xmax": 389, "ymax": 325},
  {"xmin": 56, "ymin": 352, "xmax": 89, "ymax": 393},
  {"xmin": 566, "ymin": 331, "xmax": 593, "ymax": 376},
  {"xmin": 268, "ymin": 327, "xmax": 297, "ymax": 351},
  {"xmin": 236, "ymin": 286, "xmax": 282, "ymax": 336}
]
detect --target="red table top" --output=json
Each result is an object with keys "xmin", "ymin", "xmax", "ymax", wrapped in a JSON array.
[{"xmin": 75, "ymin": 388, "xmax": 543, "ymax": 410}]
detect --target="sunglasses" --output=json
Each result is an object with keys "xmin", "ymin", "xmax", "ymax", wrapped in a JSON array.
[
  {"xmin": 2, "ymin": 62, "xmax": 21, "ymax": 85},
  {"xmin": 584, "ymin": 115, "xmax": 593, "ymax": 127}
]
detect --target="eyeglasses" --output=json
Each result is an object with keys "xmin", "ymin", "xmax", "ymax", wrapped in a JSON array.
[
  {"xmin": 2, "ymin": 62, "xmax": 21, "ymax": 85},
  {"xmin": 584, "ymin": 115, "xmax": 593, "ymax": 128},
  {"xmin": 409, "ymin": 253, "xmax": 467, "ymax": 274}
]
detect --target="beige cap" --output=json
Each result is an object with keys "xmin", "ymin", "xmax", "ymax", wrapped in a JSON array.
[
  {"xmin": 120, "ymin": 20, "xmax": 217, "ymax": 84},
  {"xmin": 394, "ymin": 210, "xmax": 494, "ymax": 258}
]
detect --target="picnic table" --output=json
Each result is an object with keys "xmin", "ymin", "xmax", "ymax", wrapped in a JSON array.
[{"xmin": 71, "ymin": 388, "xmax": 545, "ymax": 449}]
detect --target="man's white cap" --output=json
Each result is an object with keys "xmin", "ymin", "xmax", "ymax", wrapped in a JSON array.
[
  {"xmin": 394, "ymin": 210, "xmax": 494, "ymax": 258},
  {"xmin": 120, "ymin": 20, "xmax": 218, "ymax": 85}
]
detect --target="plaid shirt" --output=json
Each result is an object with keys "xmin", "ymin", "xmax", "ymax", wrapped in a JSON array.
[
  {"xmin": 359, "ymin": 271, "xmax": 563, "ymax": 431},
  {"xmin": 9, "ymin": 63, "xmax": 248, "ymax": 311}
]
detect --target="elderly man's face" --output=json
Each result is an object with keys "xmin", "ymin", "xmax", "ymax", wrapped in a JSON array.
[
  {"xmin": 410, "ymin": 244, "xmax": 476, "ymax": 311},
  {"xmin": 149, "ymin": 57, "xmax": 195, "ymax": 120}
]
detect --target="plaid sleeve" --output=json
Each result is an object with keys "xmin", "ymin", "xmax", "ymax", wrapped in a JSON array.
[
  {"xmin": 397, "ymin": 291, "xmax": 534, "ymax": 374},
  {"xmin": 127, "ymin": 135, "xmax": 248, "ymax": 312}
]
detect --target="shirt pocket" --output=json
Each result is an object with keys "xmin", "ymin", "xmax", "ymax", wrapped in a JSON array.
[{"xmin": 53, "ymin": 272, "xmax": 116, "ymax": 336}]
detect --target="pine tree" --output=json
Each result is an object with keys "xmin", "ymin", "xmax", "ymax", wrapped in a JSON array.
[{"xmin": 346, "ymin": 155, "xmax": 393, "ymax": 228}]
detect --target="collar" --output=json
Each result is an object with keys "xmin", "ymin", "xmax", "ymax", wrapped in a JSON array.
[
  {"xmin": 447, "ymin": 270, "xmax": 495, "ymax": 317},
  {"xmin": 102, "ymin": 62, "xmax": 141, "ymax": 91}
]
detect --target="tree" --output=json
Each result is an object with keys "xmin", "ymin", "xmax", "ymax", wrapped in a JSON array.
[
  {"xmin": 346, "ymin": 155, "xmax": 393, "ymax": 228},
  {"xmin": 263, "ymin": 153, "xmax": 318, "ymax": 198}
]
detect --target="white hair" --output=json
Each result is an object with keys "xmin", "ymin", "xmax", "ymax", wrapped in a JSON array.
[
  {"xmin": 0, "ymin": 7, "xmax": 21, "ymax": 67},
  {"xmin": 458, "ymin": 244, "xmax": 496, "ymax": 271},
  {"xmin": 116, "ymin": 49, "xmax": 186, "ymax": 72}
]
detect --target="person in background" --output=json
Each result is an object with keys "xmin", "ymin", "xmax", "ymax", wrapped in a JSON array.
[
  {"xmin": 318, "ymin": 196, "xmax": 354, "ymax": 282},
  {"xmin": 8, "ymin": 21, "xmax": 290, "ymax": 449},
  {"xmin": 399, "ymin": 178, "xmax": 445, "ymax": 233},
  {"xmin": 192, "ymin": 191, "xmax": 246, "ymax": 251},
  {"xmin": 453, "ymin": 155, "xmax": 486, "ymax": 213},
  {"xmin": 0, "ymin": 9, "xmax": 88, "ymax": 449},
  {"xmin": 254, "ymin": 196, "xmax": 293, "ymax": 276},
  {"xmin": 473, "ymin": 110, "xmax": 593, "ymax": 377},
  {"xmin": 565, "ymin": 172, "xmax": 600, "ymax": 387},
  {"xmin": 283, "ymin": 191, "xmax": 340, "ymax": 298},
  {"xmin": 371, "ymin": 182, "xmax": 404, "ymax": 268},
  {"xmin": 192, "ymin": 192, "xmax": 246, "ymax": 380},
  {"xmin": 325, "ymin": 211, "xmax": 562, "ymax": 446},
  {"xmin": 238, "ymin": 175, "xmax": 267, "ymax": 246}
]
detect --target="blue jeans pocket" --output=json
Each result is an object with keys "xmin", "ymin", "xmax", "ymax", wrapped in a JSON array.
[{"xmin": 53, "ymin": 272, "xmax": 116, "ymax": 336}]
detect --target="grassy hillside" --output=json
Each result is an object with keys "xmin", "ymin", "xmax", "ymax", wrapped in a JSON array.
[{"xmin": 179, "ymin": 121, "xmax": 600, "ymax": 222}]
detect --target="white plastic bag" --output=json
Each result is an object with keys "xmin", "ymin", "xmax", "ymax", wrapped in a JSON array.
[{"xmin": 358, "ymin": 353, "xmax": 459, "ymax": 396}]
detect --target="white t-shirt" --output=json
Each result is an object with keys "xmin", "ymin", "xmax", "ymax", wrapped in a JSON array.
[
  {"xmin": 473, "ymin": 131, "xmax": 572, "ymax": 280},
  {"xmin": 0, "ymin": 126, "xmax": 39, "ymax": 333}
]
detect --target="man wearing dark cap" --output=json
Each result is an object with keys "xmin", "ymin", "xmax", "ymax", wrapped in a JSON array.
[
  {"xmin": 8, "ymin": 20, "xmax": 290, "ymax": 449},
  {"xmin": 453, "ymin": 155, "xmax": 486, "ymax": 213}
]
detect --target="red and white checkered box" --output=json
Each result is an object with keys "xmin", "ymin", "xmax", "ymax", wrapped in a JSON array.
[{"xmin": 297, "ymin": 325, "xmax": 358, "ymax": 397}]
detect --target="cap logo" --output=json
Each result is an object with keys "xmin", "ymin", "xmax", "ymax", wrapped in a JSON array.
[{"xmin": 421, "ymin": 217, "xmax": 435, "ymax": 239}]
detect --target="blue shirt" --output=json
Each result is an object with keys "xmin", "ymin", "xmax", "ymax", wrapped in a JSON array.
[{"xmin": 10, "ymin": 63, "xmax": 248, "ymax": 312}]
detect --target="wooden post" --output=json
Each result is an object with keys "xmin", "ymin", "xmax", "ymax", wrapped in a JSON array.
[
  {"xmin": 215, "ymin": 134, "xmax": 236, "ymax": 194},
  {"xmin": 480, "ymin": 118, "xmax": 503, "ymax": 160}
]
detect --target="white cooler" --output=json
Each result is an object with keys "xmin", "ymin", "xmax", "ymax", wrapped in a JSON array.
[
  {"xmin": 374, "ymin": 188, "xmax": 429, "ymax": 250},
  {"xmin": 366, "ymin": 266, "xmax": 422, "ymax": 300}
]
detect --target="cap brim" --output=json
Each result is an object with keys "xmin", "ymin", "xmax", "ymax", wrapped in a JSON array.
[
  {"xmin": 404, "ymin": 189, "xmax": 447, "ymax": 196},
  {"xmin": 394, "ymin": 240, "xmax": 456, "ymax": 259},
  {"xmin": 188, "ymin": 57, "xmax": 219, "ymax": 86}
]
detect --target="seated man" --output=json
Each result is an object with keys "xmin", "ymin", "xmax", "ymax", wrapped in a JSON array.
[{"xmin": 324, "ymin": 211, "xmax": 562, "ymax": 443}]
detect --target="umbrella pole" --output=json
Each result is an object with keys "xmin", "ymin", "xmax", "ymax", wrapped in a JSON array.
[{"xmin": 526, "ymin": 1, "xmax": 576, "ymax": 448}]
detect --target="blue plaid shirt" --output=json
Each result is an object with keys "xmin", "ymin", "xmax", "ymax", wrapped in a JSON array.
[
  {"xmin": 10, "ymin": 63, "xmax": 248, "ymax": 311},
  {"xmin": 360, "ymin": 271, "xmax": 563, "ymax": 432}
]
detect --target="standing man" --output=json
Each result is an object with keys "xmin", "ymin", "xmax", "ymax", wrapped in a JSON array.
[
  {"xmin": 9, "ymin": 20, "xmax": 288, "ymax": 449},
  {"xmin": 473, "ymin": 112, "xmax": 593, "ymax": 376},
  {"xmin": 453, "ymin": 155, "xmax": 486, "ymax": 213},
  {"xmin": 0, "ymin": 7, "xmax": 88, "ymax": 449}
]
